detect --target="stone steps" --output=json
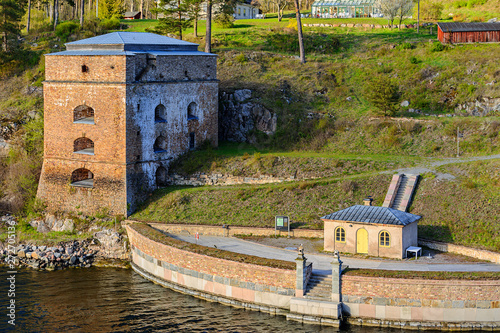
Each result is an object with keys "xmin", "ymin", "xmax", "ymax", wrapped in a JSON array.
[
  {"xmin": 382, "ymin": 174, "xmax": 419, "ymax": 212},
  {"xmin": 304, "ymin": 273, "xmax": 332, "ymax": 301}
]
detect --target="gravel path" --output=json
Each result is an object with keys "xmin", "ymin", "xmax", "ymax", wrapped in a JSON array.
[{"xmin": 382, "ymin": 154, "xmax": 500, "ymax": 180}]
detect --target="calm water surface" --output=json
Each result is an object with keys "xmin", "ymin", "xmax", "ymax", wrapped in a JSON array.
[{"xmin": 1, "ymin": 268, "xmax": 420, "ymax": 332}]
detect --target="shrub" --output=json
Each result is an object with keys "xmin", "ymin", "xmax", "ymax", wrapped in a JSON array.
[
  {"xmin": 409, "ymin": 56, "xmax": 419, "ymax": 64},
  {"xmin": 398, "ymin": 42, "xmax": 414, "ymax": 50},
  {"xmin": 235, "ymin": 53, "xmax": 247, "ymax": 64},
  {"xmin": 430, "ymin": 41, "xmax": 445, "ymax": 52},
  {"xmin": 364, "ymin": 75, "xmax": 400, "ymax": 117},
  {"xmin": 99, "ymin": 17, "xmax": 121, "ymax": 31},
  {"xmin": 419, "ymin": 0, "xmax": 443, "ymax": 20},
  {"xmin": 214, "ymin": 13, "xmax": 234, "ymax": 29},
  {"xmin": 55, "ymin": 21, "xmax": 80, "ymax": 41}
]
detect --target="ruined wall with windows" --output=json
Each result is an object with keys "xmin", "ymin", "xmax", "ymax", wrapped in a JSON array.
[{"xmin": 37, "ymin": 32, "xmax": 218, "ymax": 216}]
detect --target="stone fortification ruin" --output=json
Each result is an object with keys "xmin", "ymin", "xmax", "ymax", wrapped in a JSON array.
[{"xmin": 37, "ymin": 32, "xmax": 218, "ymax": 216}]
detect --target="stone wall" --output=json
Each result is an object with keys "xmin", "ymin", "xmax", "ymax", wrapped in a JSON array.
[
  {"xmin": 342, "ymin": 275, "xmax": 500, "ymax": 325},
  {"xmin": 148, "ymin": 222, "xmax": 324, "ymax": 238},
  {"xmin": 126, "ymin": 224, "xmax": 296, "ymax": 310},
  {"xmin": 166, "ymin": 172, "xmax": 295, "ymax": 186},
  {"xmin": 419, "ymin": 239, "xmax": 500, "ymax": 264}
]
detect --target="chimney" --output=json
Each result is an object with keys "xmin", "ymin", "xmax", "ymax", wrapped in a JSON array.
[{"xmin": 363, "ymin": 196, "xmax": 373, "ymax": 206}]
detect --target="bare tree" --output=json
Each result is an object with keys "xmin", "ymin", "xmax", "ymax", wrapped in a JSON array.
[
  {"xmin": 53, "ymin": 0, "xmax": 59, "ymax": 30},
  {"xmin": 293, "ymin": 0, "xmax": 305, "ymax": 63},
  {"xmin": 396, "ymin": 0, "xmax": 413, "ymax": 29},
  {"xmin": 272, "ymin": 0, "xmax": 288, "ymax": 21},
  {"xmin": 376, "ymin": 0, "xmax": 399, "ymax": 28},
  {"xmin": 27, "ymin": 0, "xmax": 32, "ymax": 33}
]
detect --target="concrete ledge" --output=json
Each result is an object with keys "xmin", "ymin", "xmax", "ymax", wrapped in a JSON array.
[{"xmin": 290, "ymin": 297, "xmax": 342, "ymax": 319}]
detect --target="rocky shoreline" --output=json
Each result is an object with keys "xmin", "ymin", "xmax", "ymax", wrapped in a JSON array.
[{"xmin": 0, "ymin": 215, "xmax": 130, "ymax": 271}]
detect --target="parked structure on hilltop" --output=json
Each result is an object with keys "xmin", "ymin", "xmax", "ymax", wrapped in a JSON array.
[
  {"xmin": 37, "ymin": 32, "xmax": 218, "ymax": 216},
  {"xmin": 437, "ymin": 22, "xmax": 500, "ymax": 44}
]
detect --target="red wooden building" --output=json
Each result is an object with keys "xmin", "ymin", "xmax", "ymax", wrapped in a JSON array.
[
  {"xmin": 123, "ymin": 11, "xmax": 141, "ymax": 20},
  {"xmin": 437, "ymin": 22, "xmax": 500, "ymax": 44}
]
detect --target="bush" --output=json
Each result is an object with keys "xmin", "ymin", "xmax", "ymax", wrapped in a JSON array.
[
  {"xmin": 99, "ymin": 17, "xmax": 121, "ymax": 31},
  {"xmin": 419, "ymin": 0, "xmax": 443, "ymax": 20},
  {"xmin": 214, "ymin": 13, "xmax": 234, "ymax": 29},
  {"xmin": 409, "ymin": 56, "xmax": 419, "ymax": 64},
  {"xmin": 430, "ymin": 41, "xmax": 445, "ymax": 52},
  {"xmin": 364, "ymin": 75, "xmax": 400, "ymax": 117},
  {"xmin": 398, "ymin": 42, "xmax": 414, "ymax": 50},
  {"xmin": 55, "ymin": 21, "xmax": 80, "ymax": 41}
]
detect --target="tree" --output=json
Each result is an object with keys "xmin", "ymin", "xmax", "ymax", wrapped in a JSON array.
[
  {"xmin": 376, "ymin": 0, "xmax": 399, "ymax": 27},
  {"xmin": 214, "ymin": 0, "xmax": 235, "ymax": 28},
  {"xmin": 205, "ymin": 0, "xmax": 212, "ymax": 52},
  {"xmin": 419, "ymin": 0, "xmax": 442, "ymax": 20},
  {"xmin": 395, "ymin": 0, "xmax": 413, "ymax": 29},
  {"xmin": 79, "ymin": 0, "xmax": 84, "ymax": 26},
  {"xmin": 152, "ymin": 0, "xmax": 193, "ymax": 40},
  {"xmin": 0, "ymin": 0, "xmax": 27, "ymax": 52},
  {"xmin": 272, "ymin": 0, "xmax": 288, "ymax": 21},
  {"xmin": 364, "ymin": 76, "xmax": 400, "ymax": 117},
  {"xmin": 293, "ymin": 0, "xmax": 305, "ymax": 63},
  {"xmin": 101, "ymin": 0, "xmax": 125, "ymax": 18},
  {"xmin": 189, "ymin": 0, "xmax": 202, "ymax": 36}
]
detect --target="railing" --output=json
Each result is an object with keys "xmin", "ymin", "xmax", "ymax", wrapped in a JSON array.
[{"xmin": 305, "ymin": 262, "xmax": 313, "ymax": 287}]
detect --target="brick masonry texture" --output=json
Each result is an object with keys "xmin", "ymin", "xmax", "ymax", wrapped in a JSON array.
[
  {"xmin": 342, "ymin": 275, "xmax": 500, "ymax": 308},
  {"xmin": 38, "ymin": 45, "xmax": 218, "ymax": 216},
  {"xmin": 126, "ymin": 225, "xmax": 296, "ymax": 290},
  {"xmin": 148, "ymin": 222, "xmax": 324, "ymax": 238}
]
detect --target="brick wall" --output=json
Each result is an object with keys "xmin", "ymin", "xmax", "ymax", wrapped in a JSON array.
[
  {"xmin": 148, "ymin": 222, "xmax": 324, "ymax": 238},
  {"xmin": 343, "ymin": 275, "xmax": 500, "ymax": 307},
  {"xmin": 127, "ymin": 225, "xmax": 295, "ymax": 289}
]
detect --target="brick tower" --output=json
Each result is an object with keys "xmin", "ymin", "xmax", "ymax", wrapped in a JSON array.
[{"xmin": 37, "ymin": 32, "xmax": 218, "ymax": 216}]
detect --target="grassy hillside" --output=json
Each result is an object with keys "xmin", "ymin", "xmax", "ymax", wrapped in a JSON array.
[{"xmin": 132, "ymin": 159, "xmax": 500, "ymax": 252}]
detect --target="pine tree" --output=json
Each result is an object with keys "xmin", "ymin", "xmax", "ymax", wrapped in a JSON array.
[
  {"xmin": 152, "ymin": 0, "xmax": 194, "ymax": 40},
  {"xmin": 0, "ymin": 0, "xmax": 27, "ymax": 53}
]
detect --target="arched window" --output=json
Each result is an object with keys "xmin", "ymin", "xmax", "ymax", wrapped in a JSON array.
[
  {"xmin": 187, "ymin": 102, "xmax": 197, "ymax": 120},
  {"xmin": 71, "ymin": 168, "xmax": 94, "ymax": 188},
  {"xmin": 335, "ymin": 227, "xmax": 346, "ymax": 243},
  {"xmin": 154, "ymin": 135, "xmax": 167, "ymax": 153},
  {"xmin": 156, "ymin": 166, "xmax": 168, "ymax": 187},
  {"xmin": 155, "ymin": 104, "xmax": 166, "ymax": 123},
  {"xmin": 73, "ymin": 137, "xmax": 94, "ymax": 155},
  {"xmin": 379, "ymin": 231, "xmax": 390, "ymax": 247},
  {"xmin": 74, "ymin": 105, "xmax": 94, "ymax": 124}
]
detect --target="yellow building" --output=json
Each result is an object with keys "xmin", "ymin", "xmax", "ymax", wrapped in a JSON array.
[{"xmin": 322, "ymin": 203, "xmax": 421, "ymax": 259}]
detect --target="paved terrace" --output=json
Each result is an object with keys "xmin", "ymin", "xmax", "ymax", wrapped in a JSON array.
[{"xmin": 169, "ymin": 234, "xmax": 500, "ymax": 274}]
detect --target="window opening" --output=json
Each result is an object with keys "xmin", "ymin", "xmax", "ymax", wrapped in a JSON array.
[
  {"xmin": 71, "ymin": 168, "xmax": 94, "ymax": 188},
  {"xmin": 156, "ymin": 166, "xmax": 168, "ymax": 187},
  {"xmin": 154, "ymin": 135, "xmax": 167, "ymax": 153},
  {"xmin": 189, "ymin": 132, "xmax": 195, "ymax": 150},
  {"xmin": 155, "ymin": 104, "xmax": 167, "ymax": 123},
  {"xmin": 74, "ymin": 105, "xmax": 95, "ymax": 124},
  {"xmin": 187, "ymin": 102, "xmax": 198, "ymax": 120},
  {"xmin": 379, "ymin": 231, "xmax": 390, "ymax": 247},
  {"xmin": 82, "ymin": 65, "xmax": 89, "ymax": 73},
  {"xmin": 73, "ymin": 137, "xmax": 94, "ymax": 155},
  {"xmin": 335, "ymin": 227, "xmax": 346, "ymax": 243}
]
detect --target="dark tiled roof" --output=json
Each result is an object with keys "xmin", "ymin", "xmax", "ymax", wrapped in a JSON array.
[
  {"xmin": 321, "ymin": 205, "xmax": 421, "ymax": 226},
  {"xmin": 437, "ymin": 22, "xmax": 500, "ymax": 32}
]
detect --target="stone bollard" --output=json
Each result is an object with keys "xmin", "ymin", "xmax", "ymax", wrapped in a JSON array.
[
  {"xmin": 295, "ymin": 245, "xmax": 307, "ymax": 297},
  {"xmin": 331, "ymin": 251, "xmax": 343, "ymax": 302}
]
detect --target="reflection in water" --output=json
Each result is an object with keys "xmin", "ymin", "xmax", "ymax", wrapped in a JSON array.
[{"xmin": 0, "ymin": 268, "xmax": 405, "ymax": 332}]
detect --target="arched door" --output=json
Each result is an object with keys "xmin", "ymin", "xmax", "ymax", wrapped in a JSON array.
[{"xmin": 356, "ymin": 229, "xmax": 368, "ymax": 254}]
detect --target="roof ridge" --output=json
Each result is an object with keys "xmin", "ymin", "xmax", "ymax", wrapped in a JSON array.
[{"xmin": 116, "ymin": 31, "xmax": 125, "ymax": 43}]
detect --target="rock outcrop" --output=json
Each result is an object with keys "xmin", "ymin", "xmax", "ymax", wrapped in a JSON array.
[{"xmin": 219, "ymin": 89, "xmax": 277, "ymax": 143}]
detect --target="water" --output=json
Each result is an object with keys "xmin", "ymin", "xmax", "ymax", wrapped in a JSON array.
[{"xmin": 0, "ymin": 268, "xmax": 407, "ymax": 332}]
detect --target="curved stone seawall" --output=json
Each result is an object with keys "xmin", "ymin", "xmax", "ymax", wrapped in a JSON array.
[
  {"xmin": 126, "ymin": 225, "xmax": 296, "ymax": 312},
  {"xmin": 342, "ymin": 275, "xmax": 500, "ymax": 328}
]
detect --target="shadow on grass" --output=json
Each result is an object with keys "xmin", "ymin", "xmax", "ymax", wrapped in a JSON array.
[{"xmin": 418, "ymin": 225, "xmax": 453, "ymax": 243}]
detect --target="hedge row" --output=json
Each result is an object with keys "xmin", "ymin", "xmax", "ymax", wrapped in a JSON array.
[{"xmin": 128, "ymin": 223, "xmax": 296, "ymax": 270}]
